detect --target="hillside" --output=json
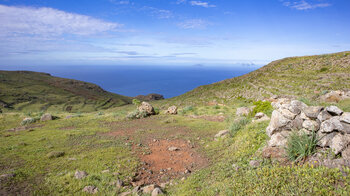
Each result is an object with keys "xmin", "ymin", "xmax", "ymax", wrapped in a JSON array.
[
  {"xmin": 0, "ymin": 71, "xmax": 131, "ymax": 112},
  {"xmin": 170, "ymin": 51, "xmax": 350, "ymax": 105}
]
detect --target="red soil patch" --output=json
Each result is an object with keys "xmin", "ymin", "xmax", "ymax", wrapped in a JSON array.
[{"xmin": 133, "ymin": 139, "xmax": 207, "ymax": 186}]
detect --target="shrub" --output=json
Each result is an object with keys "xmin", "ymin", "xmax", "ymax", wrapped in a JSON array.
[
  {"xmin": 132, "ymin": 99, "xmax": 141, "ymax": 106},
  {"xmin": 126, "ymin": 110, "xmax": 148, "ymax": 119},
  {"xmin": 154, "ymin": 108, "xmax": 160, "ymax": 115},
  {"xmin": 229, "ymin": 117, "xmax": 250, "ymax": 136},
  {"xmin": 286, "ymin": 131, "xmax": 318, "ymax": 162},
  {"xmin": 250, "ymin": 100, "xmax": 273, "ymax": 117},
  {"xmin": 179, "ymin": 106, "xmax": 195, "ymax": 115}
]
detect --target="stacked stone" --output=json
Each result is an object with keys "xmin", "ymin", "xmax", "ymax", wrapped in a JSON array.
[{"xmin": 266, "ymin": 98, "xmax": 350, "ymax": 159}]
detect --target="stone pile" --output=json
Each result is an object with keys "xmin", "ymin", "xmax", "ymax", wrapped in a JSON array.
[
  {"xmin": 320, "ymin": 90, "xmax": 350, "ymax": 103},
  {"xmin": 266, "ymin": 98, "xmax": 350, "ymax": 159}
]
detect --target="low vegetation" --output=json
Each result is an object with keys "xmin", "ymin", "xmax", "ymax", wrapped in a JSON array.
[{"xmin": 286, "ymin": 131, "xmax": 318, "ymax": 162}]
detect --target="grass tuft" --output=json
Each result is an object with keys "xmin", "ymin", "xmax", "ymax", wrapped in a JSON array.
[{"xmin": 286, "ymin": 131, "xmax": 318, "ymax": 162}]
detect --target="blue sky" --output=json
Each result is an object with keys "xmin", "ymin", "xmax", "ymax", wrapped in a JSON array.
[{"xmin": 0, "ymin": 0, "xmax": 349, "ymax": 66}]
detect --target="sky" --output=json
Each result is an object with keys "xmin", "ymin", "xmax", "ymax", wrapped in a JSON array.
[{"xmin": 0, "ymin": 0, "xmax": 349, "ymax": 66}]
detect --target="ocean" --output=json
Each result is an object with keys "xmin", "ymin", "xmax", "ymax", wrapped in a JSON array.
[{"xmin": 0, "ymin": 65, "xmax": 260, "ymax": 98}]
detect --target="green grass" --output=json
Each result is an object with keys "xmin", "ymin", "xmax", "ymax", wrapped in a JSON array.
[
  {"xmin": 0, "ymin": 71, "xmax": 131, "ymax": 112},
  {"xmin": 286, "ymin": 131, "xmax": 318, "ymax": 162}
]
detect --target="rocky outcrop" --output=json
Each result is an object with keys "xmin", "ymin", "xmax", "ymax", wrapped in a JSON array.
[
  {"xmin": 166, "ymin": 106, "xmax": 177, "ymax": 115},
  {"xmin": 135, "ymin": 93, "xmax": 164, "ymax": 101},
  {"xmin": 320, "ymin": 90, "xmax": 350, "ymax": 103},
  {"xmin": 266, "ymin": 98, "xmax": 350, "ymax": 159}
]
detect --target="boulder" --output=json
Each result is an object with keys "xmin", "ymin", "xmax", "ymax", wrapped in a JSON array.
[
  {"xmin": 135, "ymin": 93, "xmax": 164, "ymax": 101},
  {"xmin": 138, "ymin": 102, "xmax": 155, "ymax": 115},
  {"xmin": 302, "ymin": 120, "xmax": 320, "ymax": 131},
  {"xmin": 255, "ymin": 112, "xmax": 265, "ymax": 119},
  {"xmin": 329, "ymin": 134, "xmax": 350, "ymax": 155},
  {"xmin": 317, "ymin": 110, "xmax": 332, "ymax": 122},
  {"xmin": 289, "ymin": 100, "xmax": 307, "ymax": 114},
  {"xmin": 303, "ymin": 106, "xmax": 323, "ymax": 119},
  {"xmin": 278, "ymin": 108, "xmax": 297, "ymax": 120},
  {"xmin": 82, "ymin": 186, "xmax": 98, "ymax": 194},
  {"xmin": 326, "ymin": 106, "xmax": 343, "ymax": 116},
  {"xmin": 340, "ymin": 112, "xmax": 350, "ymax": 124},
  {"xmin": 249, "ymin": 160, "xmax": 261, "ymax": 167},
  {"xmin": 75, "ymin": 171, "xmax": 88, "ymax": 179},
  {"xmin": 214, "ymin": 130, "xmax": 230, "ymax": 139},
  {"xmin": 236, "ymin": 107, "xmax": 251, "ymax": 116},
  {"xmin": 317, "ymin": 132, "xmax": 336, "ymax": 147},
  {"xmin": 40, "ymin": 113, "xmax": 53, "ymax": 121},
  {"xmin": 320, "ymin": 91, "xmax": 343, "ymax": 103},
  {"xmin": 287, "ymin": 115, "xmax": 303, "ymax": 130},
  {"xmin": 266, "ymin": 110, "xmax": 291, "ymax": 137},
  {"xmin": 342, "ymin": 146, "xmax": 350, "ymax": 160},
  {"xmin": 320, "ymin": 117, "xmax": 343, "ymax": 133},
  {"xmin": 21, "ymin": 117, "xmax": 35, "ymax": 126},
  {"xmin": 262, "ymin": 146, "xmax": 286, "ymax": 159},
  {"xmin": 166, "ymin": 106, "xmax": 177, "ymax": 115},
  {"xmin": 268, "ymin": 131, "xmax": 290, "ymax": 147}
]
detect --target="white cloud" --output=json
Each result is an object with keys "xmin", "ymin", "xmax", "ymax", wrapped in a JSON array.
[
  {"xmin": 177, "ymin": 19, "xmax": 210, "ymax": 29},
  {"xmin": 141, "ymin": 6, "xmax": 173, "ymax": 19},
  {"xmin": 189, "ymin": 1, "xmax": 216, "ymax": 8},
  {"xmin": 0, "ymin": 4, "xmax": 122, "ymax": 38},
  {"xmin": 282, "ymin": 0, "xmax": 331, "ymax": 10}
]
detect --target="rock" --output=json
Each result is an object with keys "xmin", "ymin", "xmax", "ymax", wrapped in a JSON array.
[
  {"xmin": 82, "ymin": 186, "xmax": 98, "ymax": 194},
  {"xmin": 40, "ymin": 113, "xmax": 53, "ymax": 121},
  {"xmin": 321, "ymin": 158, "xmax": 350, "ymax": 169},
  {"xmin": 317, "ymin": 132, "xmax": 336, "ymax": 147},
  {"xmin": 317, "ymin": 111, "xmax": 332, "ymax": 122},
  {"xmin": 132, "ymin": 186, "xmax": 141, "ymax": 194},
  {"xmin": 166, "ymin": 106, "xmax": 178, "ymax": 115},
  {"xmin": 342, "ymin": 146, "xmax": 350, "ymax": 160},
  {"xmin": 320, "ymin": 91, "xmax": 343, "ymax": 103},
  {"xmin": 341, "ymin": 122, "xmax": 350, "ymax": 134},
  {"xmin": 300, "ymin": 112, "xmax": 310, "ymax": 120},
  {"xmin": 266, "ymin": 110, "xmax": 291, "ymax": 137},
  {"xmin": 262, "ymin": 146, "xmax": 286, "ymax": 159},
  {"xmin": 255, "ymin": 112, "xmax": 265, "ymax": 119},
  {"xmin": 271, "ymin": 98, "xmax": 291, "ymax": 110},
  {"xmin": 168, "ymin": 147, "xmax": 179, "ymax": 151},
  {"xmin": 340, "ymin": 112, "xmax": 350, "ymax": 124},
  {"xmin": 287, "ymin": 115, "xmax": 303, "ymax": 130},
  {"xmin": 253, "ymin": 113, "xmax": 270, "ymax": 122},
  {"xmin": 320, "ymin": 117, "xmax": 343, "ymax": 133},
  {"xmin": 214, "ymin": 130, "xmax": 230, "ymax": 138},
  {"xmin": 152, "ymin": 188, "xmax": 163, "ymax": 196},
  {"xmin": 142, "ymin": 184, "xmax": 158, "ymax": 194},
  {"xmin": 278, "ymin": 108, "xmax": 296, "ymax": 120},
  {"xmin": 288, "ymin": 100, "xmax": 307, "ymax": 114},
  {"xmin": 138, "ymin": 102, "xmax": 155, "ymax": 115},
  {"xmin": 75, "ymin": 171, "xmax": 88, "ymax": 179},
  {"xmin": 268, "ymin": 131, "xmax": 290, "ymax": 147},
  {"xmin": 249, "ymin": 160, "xmax": 261, "ymax": 167},
  {"xmin": 21, "ymin": 117, "xmax": 35, "ymax": 126},
  {"xmin": 236, "ymin": 107, "xmax": 251, "ymax": 116},
  {"xmin": 303, "ymin": 106, "xmax": 323, "ymax": 119},
  {"xmin": 330, "ymin": 134, "xmax": 350, "ymax": 155},
  {"xmin": 302, "ymin": 120, "xmax": 320, "ymax": 131},
  {"xmin": 326, "ymin": 106, "xmax": 343, "ymax": 116}
]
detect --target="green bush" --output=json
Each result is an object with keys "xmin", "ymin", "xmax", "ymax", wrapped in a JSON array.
[
  {"xmin": 126, "ymin": 110, "xmax": 148, "ymax": 119},
  {"xmin": 21, "ymin": 117, "xmax": 37, "ymax": 126},
  {"xmin": 286, "ymin": 131, "xmax": 318, "ymax": 162},
  {"xmin": 132, "ymin": 99, "xmax": 141, "ymax": 106},
  {"xmin": 229, "ymin": 117, "xmax": 250, "ymax": 136},
  {"xmin": 319, "ymin": 67, "xmax": 328, "ymax": 72},
  {"xmin": 179, "ymin": 106, "xmax": 195, "ymax": 115},
  {"xmin": 154, "ymin": 108, "xmax": 160, "ymax": 115},
  {"xmin": 250, "ymin": 100, "xmax": 273, "ymax": 117}
]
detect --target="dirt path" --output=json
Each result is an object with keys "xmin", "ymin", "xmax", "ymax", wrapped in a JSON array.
[{"xmin": 102, "ymin": 116, "xmax": 209, "ymax": 186}]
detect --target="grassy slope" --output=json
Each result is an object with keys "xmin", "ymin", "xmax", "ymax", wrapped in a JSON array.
[
  {"xmin": 168, "ymin": 51, "xmax": 350, "ymax": 105},
  {"xmin": 0, "ymin": 71, "xmax": 131, "ymax": 112}
]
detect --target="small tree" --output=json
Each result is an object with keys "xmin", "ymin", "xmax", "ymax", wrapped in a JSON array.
[{"xmin": 132, "ymin": 99, "xmax": 141, "ymax": 106}]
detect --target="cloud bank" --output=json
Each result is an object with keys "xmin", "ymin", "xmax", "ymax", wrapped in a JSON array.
[{"xmin": 282, "ymin": 0, "xmax": 331, "ymax": 10}]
